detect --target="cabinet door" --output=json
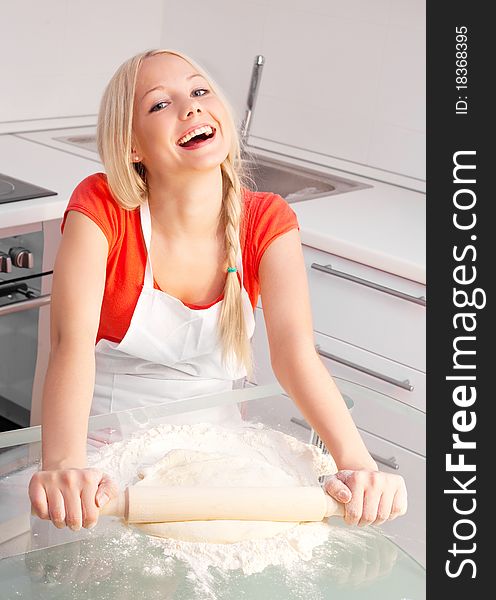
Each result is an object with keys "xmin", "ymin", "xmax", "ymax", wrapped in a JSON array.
[
  {"xmin": 303, "ymin": 246, "xmax": 426, "ymax": 371},
  {"xmin": 252, "ymin": 307, "xmax": 425, "ymax": 418},
  {"xmin": 333, "ymin": 376, "xmax": 425, "ymax": 456},
  {"xmin": 314, "ymin": 330, "xmax": 426, "ymax": 414}
]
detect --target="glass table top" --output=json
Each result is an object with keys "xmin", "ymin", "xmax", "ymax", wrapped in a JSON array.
[{"xmin": 0, "ymin": 384, "xmax": 425, "ymax": 599}]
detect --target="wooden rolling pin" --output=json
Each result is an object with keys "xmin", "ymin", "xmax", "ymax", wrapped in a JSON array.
[{"xmin": 100, "ymin": 486, "xmax": 345, "ymax": 523}]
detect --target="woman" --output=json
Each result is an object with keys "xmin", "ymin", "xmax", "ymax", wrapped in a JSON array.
[{"xmin": 29, "ymin": 49, "xmax": 407, "ymax": 532}]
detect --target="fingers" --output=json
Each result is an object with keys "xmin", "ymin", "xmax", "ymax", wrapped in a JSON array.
[
  {"xmin": 59, "ymin": 470, "xmax": 86, "ymax": 531},
  {"xmin": 325, "ymin": 470, "xmax": 408, "ymax": 527},
  {"xmin": 373, "ymin": 490, "xmax": 394, "ymax": 526},
  {"xmin": 81, "ymin": 485, "xmax": 99, "ymax": 529},
  {"xmin": 46, "ymin": 488, "xmax": 66, "ymax": 529},
  {"xmin": 28, "ymin": 468, "xmax": 117, "ymax": 532},
  {"xmin": 324, "ymin": 472, "xmax": 353, "ymax": 504},
  {"xmin": 389, "ymin": 478, "xmax": 408, "ymax": 521},
  {"xmin": 79, "ymin": 469, "xmax": 110, "ymax": 529},
  {"xmin": 95, "ymin": 472, "xmax": 119, "ymax": 509},
  {"xmin": 343, "ymin": 476, "xmax": 366, "ymax": 526},
  {"xmin": 63, "ymin": 488, "xmax": 84, "ymax": 531},
  {"xmin": 28, "ymin": 475, "xmax": 50, "ymax": 520}
]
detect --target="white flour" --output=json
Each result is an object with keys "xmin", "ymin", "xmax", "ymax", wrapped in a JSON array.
[{"xmin": 87, "ymin": 422, "xmax": 337, "ymax": 577}]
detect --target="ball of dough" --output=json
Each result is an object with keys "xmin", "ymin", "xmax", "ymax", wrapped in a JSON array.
[{"xmin": 132, "ymin": 449, "xmax": 302, "ymax": 543}]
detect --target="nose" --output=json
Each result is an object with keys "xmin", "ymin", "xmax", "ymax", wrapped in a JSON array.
[{"xmin": 182, "ymin": 98, "xmax": 202, "ymax": 119}]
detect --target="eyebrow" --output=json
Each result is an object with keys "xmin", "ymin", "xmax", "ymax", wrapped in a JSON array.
[{"xmin": 141, "ymin": 73, "xmax": 206, "ymax": 102}]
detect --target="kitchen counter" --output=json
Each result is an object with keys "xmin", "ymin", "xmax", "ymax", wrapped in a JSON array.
[
  {"xmin": 0, "ymin": 119, "xmax": 425, "ymax": 283},
  {"xmin": 292, "ymin": 184, "xmax": 425, "ymax": 284},
  {"xmin": 0, "ymin": 132, "xmax": 99, "ymax": 230},
  {"xmin": 0, "ymin": 384, "xmax": 425, "ymax": 599}
]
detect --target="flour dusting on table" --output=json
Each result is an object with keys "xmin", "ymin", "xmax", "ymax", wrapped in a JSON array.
[{"xmin": 87, "ymin": 422, "xmax": 337, "ymax": 578}]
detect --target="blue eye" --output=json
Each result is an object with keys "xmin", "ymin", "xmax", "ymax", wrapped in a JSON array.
[
  {"xmin": 150, "ymin": 88, "xmax": 210, "ymax": 112},
  {"xmin": 150, "ymin": 101, "xmax": 169, "ymax": 113}
]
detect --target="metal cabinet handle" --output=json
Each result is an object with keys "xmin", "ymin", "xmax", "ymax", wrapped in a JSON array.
[
  {"xmin": 0, "ymin": 294, "xmax": 51, "ymax": 316},
  {"xmin": 316, "ymin": 345, "xmax": 414, "ymax": 391},
  {"xmin": 307, "ymin": 434, "xmax": 400, "ymax": 472},
  {"xmin": 290, "ymin": 417, "xmax": 311, "ymax": 431},
  {"xmin": 370, "ymin": 453, "xmax": 399, "ymax": 470},
  {"xmin": 310, "ymin": 263, "xmax": 426, "ymax": 306}
]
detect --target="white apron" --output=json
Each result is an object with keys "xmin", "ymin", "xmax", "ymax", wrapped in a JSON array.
[{"xmin": 91, "ymin": 200, "xmax": 255, "ymax": 425}]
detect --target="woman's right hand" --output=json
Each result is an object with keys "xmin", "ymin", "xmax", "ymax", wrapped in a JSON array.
[{"xmin": 29, "ymin": 468, "xmax": 118, "ymax": 531}]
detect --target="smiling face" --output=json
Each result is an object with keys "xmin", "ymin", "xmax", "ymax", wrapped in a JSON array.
[{"xmin": 131, "ymin": 53, "xmax": 232, "ymax": 179}]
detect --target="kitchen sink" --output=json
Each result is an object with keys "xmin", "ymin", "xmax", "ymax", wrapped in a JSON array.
[
  {"xmin": 241, "ymin": 154, "xmax": 371, "ymax": 202},
  {"xmin": 54, "ymin": 133, "xmax": 370, "ymax": 202},
  {"xmin": 54, "ymin": 133, "xmax": 98, "ymax": 153}
]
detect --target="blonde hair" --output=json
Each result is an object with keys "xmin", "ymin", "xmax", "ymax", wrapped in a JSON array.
[{"xmin": 97, "ymin": 49, "xmax": 254, "ymax": 379}]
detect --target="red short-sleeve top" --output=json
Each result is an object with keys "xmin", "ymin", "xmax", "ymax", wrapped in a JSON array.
[{"xmin": 61, "ymin": 173, "xmax": 300, "ymax": 344}]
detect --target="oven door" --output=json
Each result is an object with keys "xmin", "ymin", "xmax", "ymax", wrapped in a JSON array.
[{"xmin": 0, "ymin": 220, "xmax": 60, "ymax": 428}]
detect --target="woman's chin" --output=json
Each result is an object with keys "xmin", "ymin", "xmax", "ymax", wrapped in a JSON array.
[{"xmin": 184, "ymin": 149, "xmax": 230, "ymax": 171}]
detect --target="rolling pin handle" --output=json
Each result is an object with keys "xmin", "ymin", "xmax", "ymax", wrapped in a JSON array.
[{"xmin": 324, "ymin": 495, "xmax": 345, "ymax": 518}]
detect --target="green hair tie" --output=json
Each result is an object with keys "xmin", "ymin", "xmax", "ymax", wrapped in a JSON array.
[{"xmin": 227, "ymin": 267, "xmax": 237, "ymax": 273}]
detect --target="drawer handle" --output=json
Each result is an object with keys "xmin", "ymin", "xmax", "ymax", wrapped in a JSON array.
[
  {"xmin": 316, "ymin": 345, "xmax": 414, "ymax": 392},
  {"xmin": 370, "ymin": 453, "xmax": 399, "ymax": 470},
  {"xmin": 310, "ymin": 263, "xmax": 426, "ymax": 306},
  {"xmin": 290, "ymin": 417, "xmax": 311, "ymax": 431},
  {"xmin": 308, "ymin": 434, "xmax": 400, "ymax": 473}
]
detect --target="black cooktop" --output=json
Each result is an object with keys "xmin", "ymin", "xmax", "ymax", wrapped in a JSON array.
[{"xmin": 0, "ymin": 173, "xmax": 57, "ymax": 205}]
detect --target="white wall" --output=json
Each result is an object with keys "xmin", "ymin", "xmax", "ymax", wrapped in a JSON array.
[
  {"xmin": 160, "ymin": 0, "xmax": 425, "ymax": 181},
  {"xmin": 0, "ymin": 0, "xmax": 165, "ymax": 124},
  {"xmin": 1, "ymin": 1, "xmax": 425, "ymax": 180}
]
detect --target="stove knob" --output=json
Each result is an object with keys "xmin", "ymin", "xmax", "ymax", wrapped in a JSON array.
[
  {"xmin": 0, "ymin": 252, "xmax": 12, "ymax": 273},
  {"xmin": 8, "ymin": 247, "xmax": 34, "ymax": 269}
]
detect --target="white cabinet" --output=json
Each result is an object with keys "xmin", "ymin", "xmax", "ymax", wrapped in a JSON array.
[
  {"xmin": 314, "ymin": 331, "xmax": 426, "ymax": 413},
  {"xmin": 304, "ymin": 246, "xmax": 426, "ymax": 371},
  {"xmin": 329, "ymin": 375, "xmax": 425, "ymax": 456},
  {"xmin": 249, "ymin": 242, "xmax": 426, "ymax": 566}
]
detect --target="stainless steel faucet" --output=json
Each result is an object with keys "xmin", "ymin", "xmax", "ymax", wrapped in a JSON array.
[{"xmin": 240, "ymin": 55, "xmax": 265, "ymax": 146}]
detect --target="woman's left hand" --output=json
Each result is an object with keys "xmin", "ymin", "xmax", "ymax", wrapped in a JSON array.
[{"xmin": 324, "ymin": 469, "xmax": 408, "ymax": 526}]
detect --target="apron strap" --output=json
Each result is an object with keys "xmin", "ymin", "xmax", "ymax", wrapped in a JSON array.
[
  {"xmin": 140, "ymin": 201, "xmax": 245, "ymax": 291},
  {"xmin": 140, "ymin": 201, "xmax": 154, "ymax": 288}
]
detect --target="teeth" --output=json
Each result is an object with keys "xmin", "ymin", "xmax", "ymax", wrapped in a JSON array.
[{"xmin": 178, "ymin": 125, "xmax": 214, "ymax": 146}]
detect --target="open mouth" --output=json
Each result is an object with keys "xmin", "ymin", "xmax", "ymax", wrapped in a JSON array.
[{"xmin": 177, "ymin": 127, "xmax": 217, "ymax": 149}]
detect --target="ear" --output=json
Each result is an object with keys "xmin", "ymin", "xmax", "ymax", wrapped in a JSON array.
[{"xmin": 130, "ymin": 141, "xmax": 142, "ymax": 163}]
